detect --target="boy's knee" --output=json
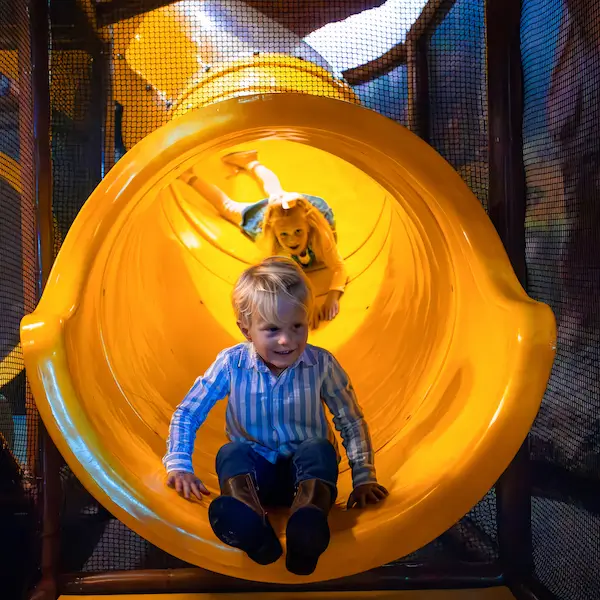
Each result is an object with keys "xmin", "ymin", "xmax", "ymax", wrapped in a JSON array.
[
  {"xmin": 216, "ymin": 442, "xmax": 253, "ymax": 467},
  {"xmin": 215, "ymin": 442, "xmax": 257, "ymax": 489},
  {"xmin": 299, "ymin": 437, "xmax": 333, "ymax": 449},
  {"xmin": 296, "ymin": 438, "xmax": 336, "ymax": 460},
  {"xmin": 294, "ymin": 439, "xmax": 339, "ymax": 492}
]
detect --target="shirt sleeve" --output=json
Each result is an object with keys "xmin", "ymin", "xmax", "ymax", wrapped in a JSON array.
[
  {"xmin": 322, "ymin": 243, "xmax": 348, "ymax": 293},
  {"xmin": 162, "ymin": 350, "xmax": 231, "ymax": 474},
  {"xmin": 320, "ymin": 352, "xmax": 377, "ymax": 487}
]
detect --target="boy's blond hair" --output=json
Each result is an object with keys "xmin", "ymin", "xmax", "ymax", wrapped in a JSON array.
[{"xmin": 232, "ymin": 256, "xmax": 314, "ymax": 328}]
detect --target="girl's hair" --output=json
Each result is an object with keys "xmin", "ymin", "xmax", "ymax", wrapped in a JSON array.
[
  {"xmin": 257, "ymin": 197, "xmax": 337, "ymax": 264},
  {"xmin": 232, "ymin": 256, "xmax": 315, "ymax": 328}
]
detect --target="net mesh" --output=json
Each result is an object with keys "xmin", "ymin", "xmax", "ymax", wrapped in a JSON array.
[
  {"xmin": 0, "ymin": 0, "xmax": 38, "ymax": 476},
  {"xmin": 50, "ymin": 49, "xmax": 97, "ymax": 250},
  {"xmin": 0, "ymin": 0, "xmax": 40, "ymax": 596},
  {"xmin": 522, "ymin": 0, "xmax": 600, "ymax": 599},
  {"xmin": 428, "ymin": 0, "xmax": 488, "ymax": 207}
]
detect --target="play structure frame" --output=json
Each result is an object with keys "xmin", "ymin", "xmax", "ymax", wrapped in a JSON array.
[{"xmin": 14, "ymin": 0, "xmax": 558, "ymax": 599}]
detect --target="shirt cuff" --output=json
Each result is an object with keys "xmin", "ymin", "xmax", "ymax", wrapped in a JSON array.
[
  {"xmin": 352, "ymin": 464, "xmax": 378, "ymax": 488},
  {"xmin": 163, "ymin": 452, "xmax": 194, "ymax": 474}
]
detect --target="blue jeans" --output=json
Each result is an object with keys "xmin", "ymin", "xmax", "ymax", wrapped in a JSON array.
[{"xmin": 216, "ymin": 438, "xmax": 339, "ymax": 506}]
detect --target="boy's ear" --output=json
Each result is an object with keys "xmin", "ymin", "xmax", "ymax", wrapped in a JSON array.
[{"xmin": 237, "ymin": 320, "xmax": 251, "ymax": 341}]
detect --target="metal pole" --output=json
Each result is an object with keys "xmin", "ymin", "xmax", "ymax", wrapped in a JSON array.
[
  {"xmin": 28, "ymin": 0, "xmax": 61, "ymax": 599},
  {"xmin": 486, "ymin": 0, "xmax": 535, "ymax": 595},
  {"xmin": 58, "ymin": 564, "xmax": 504, "ymax": 596}
]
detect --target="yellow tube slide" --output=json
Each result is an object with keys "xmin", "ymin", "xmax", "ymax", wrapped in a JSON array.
[{"xmin": 21, "ymin": 93, "xmax": 556, "ymax": 583}]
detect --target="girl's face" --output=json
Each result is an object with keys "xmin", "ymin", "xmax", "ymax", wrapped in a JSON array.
[{"xmin": 273, "ymin": 212, "xmax": 309, "ymax": 255}]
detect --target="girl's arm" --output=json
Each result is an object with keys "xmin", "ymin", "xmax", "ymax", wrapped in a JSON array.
[
  {"xmin": 320, "ymin": 245, "xmax": 348, "ymax": 320},
  {"xmin": 253, "ymin": 163, "xmax": 285, "ymax": 199},
  {"xmin": 322, "ymin": 244, "xmax": 348, "ymax": 293}
]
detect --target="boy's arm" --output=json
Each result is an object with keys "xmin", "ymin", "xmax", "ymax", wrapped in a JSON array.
[
  {"xmin": 321, "ymin": 353, "xmax": 377, "ymax": 487},
  {"xmin": 163, "ymin": 351, "xmax": 231, "ymax": 474}
]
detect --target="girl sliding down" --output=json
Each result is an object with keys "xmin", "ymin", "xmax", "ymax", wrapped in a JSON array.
[{"xmin": 180, "ymin": 150, "xmax": 348, "ymax": 324}]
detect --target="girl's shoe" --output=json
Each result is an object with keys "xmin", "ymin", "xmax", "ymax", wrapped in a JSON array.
[{"xmin": 221, "ymin": 150, "xmax": 259, "ymax": 174}]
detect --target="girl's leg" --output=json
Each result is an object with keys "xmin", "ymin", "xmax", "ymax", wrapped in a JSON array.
[
  {"xmin": 222, "ymin": 150, "xmax": 285, "ymax": 198},
  {"xmin": 179, "ymin": 170, "xmax": 251, "ymax": 226}
]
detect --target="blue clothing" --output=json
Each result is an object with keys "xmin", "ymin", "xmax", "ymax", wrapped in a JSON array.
[
  {"xmin": 216, "ymin": 438, "xmax": 339, "ymax": 506},
  {"xmin": 163, "ymin": 342, "xmax": 376, "ymax": 487},
  {"xmin": 0, "ymin": 73, "xmax": 11, "ymax": 97}
]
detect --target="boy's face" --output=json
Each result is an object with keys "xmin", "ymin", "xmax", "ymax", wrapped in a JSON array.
[{"xmin": 239, "ymin": 298, "xmax": 309, "ymax": 375}]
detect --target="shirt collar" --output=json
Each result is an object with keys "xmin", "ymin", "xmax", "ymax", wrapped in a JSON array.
[{"xmin": 238, "ymin": 342, "xmax": 317, "ymax": 372}]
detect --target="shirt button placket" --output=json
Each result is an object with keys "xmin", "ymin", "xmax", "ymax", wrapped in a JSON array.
[{"xmin": 268, "ymin": 372, "xmax": 279, "ymax": 449}]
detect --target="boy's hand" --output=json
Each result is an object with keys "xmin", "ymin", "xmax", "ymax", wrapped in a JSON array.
[
  {"xmin": 347, "ymin": 482, "xmax": 389, "ymax": 509},
  {"xmin": 167, "ymin": 470, "xmax": 210, "ymax": 501}
]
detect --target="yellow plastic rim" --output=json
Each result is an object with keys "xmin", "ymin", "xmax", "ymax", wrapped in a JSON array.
[{"xmin": 21, "ymin": 93, "xmax": 556, "ymax": 583}]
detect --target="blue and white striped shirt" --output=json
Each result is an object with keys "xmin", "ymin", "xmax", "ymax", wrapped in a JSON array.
[{"xmin": 163, "ymin": 342, "xmax": 376, "ymax": 487}]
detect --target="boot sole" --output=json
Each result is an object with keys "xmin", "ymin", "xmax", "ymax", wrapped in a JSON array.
[
  {"xmin": 209, "ymin": 496, "xmax": 282, "ymax": 565},
  {"xmin": 285, "ymin": 506, "xmax": 330, "ymax": 576}
]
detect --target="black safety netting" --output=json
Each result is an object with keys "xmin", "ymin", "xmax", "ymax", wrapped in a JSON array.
[
  {"xmin": 43, "ymin": 0, "xmax": 501, "ymax": 579},
  {"xmin": 521, "ymin": 0, "xmax": 600, "ymax": 599},
  {"xmin": 0, "ymin": 0, "xmax": 40, "ymax": 597},
  {"xmin": 3, "ymin": 0, "xmax": 596, "ymax": 594},
  {"xmin": 428, "ymin": 0, "xmax": 488, "ymax": 208}
]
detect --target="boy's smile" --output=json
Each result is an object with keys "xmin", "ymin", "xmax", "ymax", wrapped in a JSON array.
[{"xmin": 239, "ymin": 298, "xmax": 309, "ymax": 375}]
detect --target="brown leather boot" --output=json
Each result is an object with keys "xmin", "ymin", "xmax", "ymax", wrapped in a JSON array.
[
  {"xmin": 285, "ymin": 479, "xmax": 334, "ymax": 575},
  {"xmin": 208, "ymin": 473, "xmax": 282, "ymax": 565}
]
